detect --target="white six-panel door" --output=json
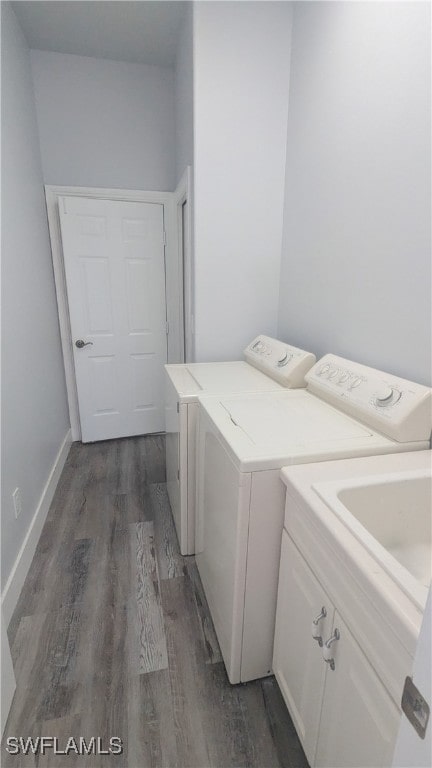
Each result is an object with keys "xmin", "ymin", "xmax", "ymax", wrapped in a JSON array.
[{"xmin": 59, "ymin": 196, "xmax": 167, "ymax": 442}]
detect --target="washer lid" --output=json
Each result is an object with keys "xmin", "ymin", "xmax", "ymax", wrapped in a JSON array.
[
  {"xmin": 165, "ymin": 361, "xmax": 283, "ymax": 401},
  {"xmin": 188, "ymin": 362, "xmax": 285, "ymax": 392},
  {"xmin": 198, "ymin": 390, "xmax": 402, "ymax": 472},
  {"xmin": 222, "ymin": 392, "xmax": 372, "ymax": 449}
]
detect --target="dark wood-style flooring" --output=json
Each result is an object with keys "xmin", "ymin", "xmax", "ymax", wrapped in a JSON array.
[{"xmin": 3, "ymin": 436, "xmax": 308, "ymax": 768}]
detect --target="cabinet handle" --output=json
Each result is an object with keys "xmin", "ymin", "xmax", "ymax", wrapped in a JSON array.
[
  {"xmin": 323, "ymin": 628, "xmax": 340, "ymax": 671},
  {"xmin": 311, "ymin": 606, "xmax": 327, "ymax": 647}
]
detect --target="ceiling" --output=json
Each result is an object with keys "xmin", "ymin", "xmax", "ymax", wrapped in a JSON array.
[{"xmin": 12, "ymin": 1, "xmax": 187, "ymax": 67}]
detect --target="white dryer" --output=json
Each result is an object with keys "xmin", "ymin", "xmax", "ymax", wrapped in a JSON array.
[
  {"xmin": 165, "ymin": 335, "xmax": 316, "ymax": 554},
  {"xmin": 195, "ymin": 355, "xmax": 432, "ymax": 684}
]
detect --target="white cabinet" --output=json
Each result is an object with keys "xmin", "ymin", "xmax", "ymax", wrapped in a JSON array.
[
  {"xmin": 316, "ymin": 611, "xmax": 400, "ymax": 768},
  {"xmin": 273, "ymin": 532, "xmax": 334, "ymax": 765},
  {"xmin": 273, "ymin": 530, "xmax": 400, "ymax": 768}
]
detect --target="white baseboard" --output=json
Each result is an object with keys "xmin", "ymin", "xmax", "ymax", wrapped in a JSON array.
[{"xmin": 1, "ymin": 429, "xmax": 72, "ymax": 626}]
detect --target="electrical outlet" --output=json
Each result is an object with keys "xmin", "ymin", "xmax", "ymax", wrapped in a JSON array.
[{"xmin": 12, "ymin": 487, "xmax": 22, "ymax": 518}]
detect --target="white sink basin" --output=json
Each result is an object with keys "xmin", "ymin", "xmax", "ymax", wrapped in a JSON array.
[{"xmin": 314, "ymin": 469, "xmax": 432, "ymax": 610}]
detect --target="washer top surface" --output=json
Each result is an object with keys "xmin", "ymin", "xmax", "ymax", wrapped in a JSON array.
[
  {"xmin": 196, "ymin": 353, "xmax": 431, "ymax": 469},
  {"xmin": 165, "ymin": 361, "xmax": 285, "ymax": 402},
  {"xmin": 222, "ymin": 391, "xmax": 372, "ymax": 446},
  {"xmin": 198, "ymin": 390, "xmax": 397, "ymax": 471},
  {"xmin": 165, "ymin": 335, "xmax": 316, "ymax": 401}
]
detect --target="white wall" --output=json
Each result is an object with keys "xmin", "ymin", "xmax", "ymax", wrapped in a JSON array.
[
  {"xmin": 174, "ymin": 3, "xmax": 194, "ymax": 362},
  {"xmin": 1, "ymin": 4, "xmax": 70, "ymax": 589},
  {"xmin": 30, "ymin": 50, "xmax": 176, "ymax": 191},
  {"xmin": 278, "ymin": 1, "xmax": 431, "ymax": 384},
  {"xmin": 193, "ymin": 1, "xmax": 293, "ymax": 361},
  {"xmin": 174, "ymin": 2, "xmax": 193, "ymax": 186}
]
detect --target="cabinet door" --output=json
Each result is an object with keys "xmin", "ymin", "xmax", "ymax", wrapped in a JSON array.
[
  {"xmin": 273, "ymin": 532, "xmax": 334, "ymax": 765},
  {"xmin": 316, "ymin": 611, "xmax": 400, "ymax": 768}
]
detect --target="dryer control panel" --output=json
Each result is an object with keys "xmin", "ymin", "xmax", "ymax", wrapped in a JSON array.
[
  {"xmin": 306, "ymin": 354, "xmax": 432, "ymax": 442},
  {"xmin": 243, "ymin": 335, "xmax": 316, "ymax": 388}
]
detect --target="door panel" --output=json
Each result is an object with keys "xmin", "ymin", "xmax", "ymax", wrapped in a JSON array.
[
  {"xmin": 126, "ymin": 260, "xmax": 152, "ymax": 331},
  {"xmin": 273, "ymin": 532, "xmax": 334, "ymax": 765},
  {"xmin": 81, "ymin": 258, "xmax": 114, "ymax": 332},
  {"xmin": 59, "ymin": 196, "xmax": 167, "ymax": 442},
  {"xmin": 89, "ymin": 356, "xmax": 118, "ymax": 414},
  {"xmin": 316, "ymin": 612, "xmax": 400, "ymax": 768}
]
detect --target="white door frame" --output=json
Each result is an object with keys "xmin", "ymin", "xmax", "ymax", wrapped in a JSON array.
[
  {"xmin": 45, "ymin": 184, "xmax": 178, "ymax": 441},
  {"xmin": 173, "ymin": 167, "xmax": 194, "ymax": 362}
]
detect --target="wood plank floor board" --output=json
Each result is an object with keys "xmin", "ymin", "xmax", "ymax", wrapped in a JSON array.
[
  {"xmin": 1, "ymin": 739, "xmax": 39, "ymax": 768},
  {"xmin": 72, "ymin": 488, "xmax": 115, "ymax": 541},
  {"xmin": 128, "ymin": 522, "xmax": 168, "ymax": 675},
  {"xmin": 201, "ymin": 661, "xmax": 257, "ymax": 768},
  {"xmin": 161, "ymin": 577, "xmax": 211, "ymax": 767},
  {"xmin": 57, "ymin": 538, "xmax": 95, "ymax": 608},
  {"xmin": 161, "ymin": 576, "xmax": 280, "ymax": 768},
  {"xmin": 236, "ymin": 678, "xmax": 287, "ymax": 768},
  {"xmin": 183, "ymin": 561, "xmax": 222, "ymax": 666},
  {"xmin": 127, "ymin": 670, "xmax": 178, "ymax": 768},
  {"xmin": 86, "ymin": 527, "xmax": 131, "ymax": 611},
  {"xmin": 74, "ymin": 596, "xmax": 128, "ymax": 687},
  {"xmin": 6, "ymin": 616, "xmax": 47, "ymax": 753},
  {"xmin": 3, "ymin": 435, "xmax": 309, "ymax": 768},
  {"xmin": 14, "ymin": 536, "xmax": 95, "ymax": 618},
  {"xmin": 202, "ymin": 661, "xmax": 278, "ymax": 768},
  {"xmin": 142, "ymin": 436, "xmax": 166, "ymax": 484},
  {"xmin": 45, "ymin": 443, "xmax": 94, "ymax": 528},
  {"xmin": 67, "ymin": 539, "xmax": 131, "ymax": 687},
  {"xmin": 10, "ymin": 614, "xmax": 48, "ymax": 683},
  {"xmin": 34, "ymin": 606, "xmax": 83, "ymax": 723},
  {"xmin": 120, "ymin": 487, "xmax": 154, "ymax": 526},
  {"xmin": 111, "ymin": 438, "xmax": 134, "ymax": 495},
  {"xmin": 150, "ymin": 483, "xmax": 221, "ymax": 668},
  {"xmin": 261, "ymin": 677, "xmax": 310, "ymax": 768},
  {"xmin": 6, "ymin": 607, "xmax": 82, "ymax": 741},
  {"xmin": 73, "ymin": 487, "xmax": 154, "ymax": 542},
  {"xmin": 7, "ymin": 480, "xmax": 92, "ymax": 638},
  {"xmin": 80, "ymin": 440, "xmax": 120, "ymax": 492},
  {"xmin": 150, "ymin": 483, "xmax": 187, "ymax": 580},
  {"xmin": 129, "ymin": 440, "xmax": 152, "ymax": 500},
  {"xmin": 77, "ymin": 673, "xmax": 128, "ymax": 768},
  {"xmin": 37, "ymin": 715, "xmax": 83, "ymax": 768}
]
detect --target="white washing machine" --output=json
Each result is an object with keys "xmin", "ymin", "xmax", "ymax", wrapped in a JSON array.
[
  {"xmin": 195, "ymin": 354, "xmax": 432, "ymax": 684},
  {"xmin": 165, "ymin": 335, "xmax": 316, "ymax": 554}
]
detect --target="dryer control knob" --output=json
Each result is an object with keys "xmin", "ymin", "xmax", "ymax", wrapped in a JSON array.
[
  {"xmin": 278, "ymin": 352, "xmax": 292, "ymax": 367},
  {"xmin": 375, "ymin": 386, "xmax": 400, "ymax": 407}
]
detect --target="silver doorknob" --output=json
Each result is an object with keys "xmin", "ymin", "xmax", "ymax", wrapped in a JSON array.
[{"xmin": 75, "ymin": 339, "xmax": 93, "ymax": 348}]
